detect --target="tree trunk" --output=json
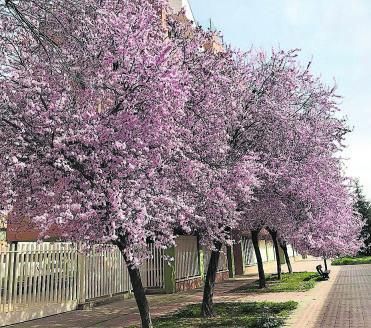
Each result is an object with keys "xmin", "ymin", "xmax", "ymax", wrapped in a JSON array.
[
  {"xmin": 201, "ymin": 240, "xmax": 222, "ymax": 317},
  {"xmin": 279, "ymin": 240, "xmax": 293, "ymax": 274},
  {"xmin": 324, "ymin": 258, "xmax": 328, "ymax": 271},
  {"xmin": 268, "ymin": 228, "xmax": 281, "ymax": 280},
  {"xmin": 251, "ymin": 230, "xmax": 266, "ymax": 288},
  {"xmin": 116, "ymin": 241, "xmax": 153, "ymax": 328}
]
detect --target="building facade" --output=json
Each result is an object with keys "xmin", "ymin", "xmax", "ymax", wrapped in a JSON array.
[{"xmin": 168, "ymin": 0, "xmax": 195, "ymax": 22}]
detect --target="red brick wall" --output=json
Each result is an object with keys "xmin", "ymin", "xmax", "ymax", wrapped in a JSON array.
[
  {"xmin": 7, "ymin": 217, "xmax": 62, "ymax": 242},
  {"xmin": 175, "ymin": 271, "xmax": 229, "ymax": 292},
  {"xmin": 215, "ymin": 271, "xmax": 229, "ymax": 283},
  {"xmin": 176, "ymin": 276, "xmax": 203, "ymax": 292}
]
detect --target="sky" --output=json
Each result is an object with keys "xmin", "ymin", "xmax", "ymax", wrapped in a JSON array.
[{"xmin": 189, "ymin": 0, "xmax": 371, "ymax": 199}]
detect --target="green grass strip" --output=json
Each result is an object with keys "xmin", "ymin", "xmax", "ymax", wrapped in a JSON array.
[
  {"xmin": 332, "ymin": 256, "xmax": 371, "ymax": 265},
  {"xmin": 151, "ymin": 301, "xmax": 298, "ymax": 328}
]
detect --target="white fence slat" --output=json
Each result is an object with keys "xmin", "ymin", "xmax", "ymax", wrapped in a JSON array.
[
  {"xmin": 18, "ymin": 246, "xmax": 24, "ymax": 305},
  {"xmin": 53, "ymin": 244, "xmax": 58, "ymax": 303},
  {"xmin": 3, "ymin": 244, "xmax": 10, "ymax": 312},
  {"xmin": 93, "ymin": 248, "xmax": 98, "ymax": 299},
  {"xmin": 36, "ymin": 244, "xmax": 43, "ymax": 303},
  {"xmin": 40, "ymin": 244, "xmax": 47, "ymax": 304},
  {"xmin": 70, "ymin": 246, "xmax": 74, "ymax": 300},
  {"xmin": 54, "ymin": 243, "xmax": 60, "ymax": 303},
  {"xmin": 0, "ymin": 247, "xmax": 6, "ymax": 312},
  {"xmin": 7, "ymin": 244, "xmax": 15, "ymax": 311},
  {"xmin": 89, "ymin": 251, "xmax": 92, "ymax": 299},
  {"xmin": 103, "ymin": 250, "xmax": 107, "ymax": 296},
  {"xmin": 48, "ymin": 244, "xmax": 53, "ymax": 300},
  {"xmin": 45, "ymin": 244, "xmax": 52, "ymax": 304},
  {"xmin": 23, "ymin": 243, "xmax": 29, "ymax": 303},
  {"xmin": 98, "ymin": 249, "xmax": 101, "ymax": 297},
  {"xmin": 62, "ymin": 244, "xmax": 66, "ymax": 302},
  {"xmin": 32, "ymin": 244, "xmax": 38, "ymax": 304},
  {"xmin": 65, "ymin": 247, "xmax": 70, "ymax": 302},
  {"xmin": 72, "ymin": 246, "xmax": 77, "ymax": 299},
  {"xmin": 90, "ymin": 250, "xmax": 94, "ymax": 299},
  {"xmin": 62, "ymin": 246, "xmax": 67, "ymax": 302},
  {"xmin": 99, "ymin": 250, "xmax": 103, "ymax": 297},
  {"xmin": 72, "ymin": 248, "xmax": 77, "ymax": 301},
  {"xmin": 155, "ymin": 247, "xmax": 159, "ymax": 286},
  {"xmin": 93, "ymin": 249, "xmax": 96, "ymax": 298},
  {"xmin": 86, "ymin": 252, "xmax": 90, "ymax": 300},
  {"xmin": 67, "ymin": 247, "xmax": 71, "ymax": 301},
  {"xmin": 56, "ymin": 243, "xmax": 61, "ymax": 302}
]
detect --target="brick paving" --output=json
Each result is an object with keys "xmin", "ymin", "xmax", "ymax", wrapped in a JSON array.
[
  {"xmin": 313, "ymin": 264, "xmax": 371, "ymax": 328},
  {"xmin": 288, "ymin": 264, "xmax": 371, "ymax": 328},
  {"xmin": 8, "ymin": 260, "xmax": 371, "ymax": 328}
]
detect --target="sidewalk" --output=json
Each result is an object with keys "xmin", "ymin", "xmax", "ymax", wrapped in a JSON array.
[
  {"xmin": 9, "ymin": 259, "xmax": 342, "ymax": 327},
  {"xmin": 286, "ymin": 263, "xmax": 371, "ymax": 328},
  {"xmin": 286, "ymin": 262, "xmax": 341, "ymax": 327},
  {"xmin": 313, "ymin": 264, "xmax": 371, "ymax": 327}
]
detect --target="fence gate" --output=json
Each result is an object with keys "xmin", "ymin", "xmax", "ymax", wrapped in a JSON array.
[
  {"xmin": 143, "ymin": 243, "xmax": 164, "ymax": 289},
  {"xmin": 0, "ymin": 243, "xmax": 78, "ymax": 327}
]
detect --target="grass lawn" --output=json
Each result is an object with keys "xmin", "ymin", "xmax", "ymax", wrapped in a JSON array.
[
  {"xmin": 152, "ymin": 301, "xmax": 298, "ymax": 328},
  {"xmin": 331, "ymin": 256, "xmax": 371, "ymax": 265},
  {"xmin": 235, "ymin": 272, "xmax": 322, "ymax": 293}
]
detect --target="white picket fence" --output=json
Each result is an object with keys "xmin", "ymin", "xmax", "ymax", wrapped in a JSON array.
[
  {"xmin": 82, "ymin": 243, "xmax": 164, "ymax": 302},
  {"xmin": 174, "ymin": 236, "xmax": 229, "ymax": 282},
  {"xmin": 0, "ymin": 243, "xmax": 79, "ymax": 326},
  {"xmin": 0, "ymin": 243, "xmax": 78, "ymax": 310},
  {"xmin": 175, "ymin": 236, "xmax": 200, "ymax": 281},
  {"xmin": 0, "ymin": 242, "xmax": 164, "ymax": 326},
  {"xmin": 0, "ymin": 238, "xmax": 228, "ymax": 326}
]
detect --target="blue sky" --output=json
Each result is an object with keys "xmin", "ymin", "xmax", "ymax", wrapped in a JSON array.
[{"xmin": 189, "ymin": 0, "xmax": 371, "ymax": 198}]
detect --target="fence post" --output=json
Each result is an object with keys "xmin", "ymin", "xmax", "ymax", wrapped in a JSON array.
[
  {"xmin": 163, "ymin": 246, "xmax": 176, "ymax": 294},
  {"xmin": 77, "ymin": 246, "xmax": 86, "ymax": 304},
  {"xmin": 233, "ymin": 238, "xmax": 244, "ymax": 275},
  {"xmin": 226, "ymin": 245, "xmax": 235, "ymax": 278},
  {"xmin": 199, "ymin": 247, "xmax": 205, "ymax": 281}
]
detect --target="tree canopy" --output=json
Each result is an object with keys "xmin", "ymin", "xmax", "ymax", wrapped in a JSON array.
[{"xmin": 0, "ymin": 0, "xmax": 365, "ymax": 326}]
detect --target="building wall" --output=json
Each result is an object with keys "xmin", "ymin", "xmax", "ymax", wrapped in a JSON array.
[
  {"xmin": 168, "ymin": 0, "xmax": 195, "ymax": 22},
  {"xmin": 6, "ymin": 216, "xmax": 62, "ymax": 242}
]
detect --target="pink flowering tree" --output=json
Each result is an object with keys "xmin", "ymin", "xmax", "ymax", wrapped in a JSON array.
[
  {"xmin": 166, "ymin": 17, "xmax": 262, "ymax": 316},
  {"xmin": 0, "ymin": 1, "xmax": 199, "ymax": 326},
  {"xmin": 232, "ymin": 49, "xmax": 362, "ymax": 284},
  {"xmin": 286, "ymin": 156, "xmax": 364, "ymax": 269}
]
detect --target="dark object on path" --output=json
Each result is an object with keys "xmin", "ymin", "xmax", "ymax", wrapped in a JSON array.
[{"xmin": 316, "ymin": 265, "xmax": 330, "ymax": 280}]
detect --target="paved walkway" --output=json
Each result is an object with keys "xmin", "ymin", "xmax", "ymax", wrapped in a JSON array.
[
  {"xmin": 314, "ymin": 264, "xmax": 371, "ymax": 328},
  {"xmin": 8, "ymin": 261, "xmax": 371, "ymax": 328},
  {"xmin": 287, "ymin": 264, "xmax": 371, "ymax": 328}
]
